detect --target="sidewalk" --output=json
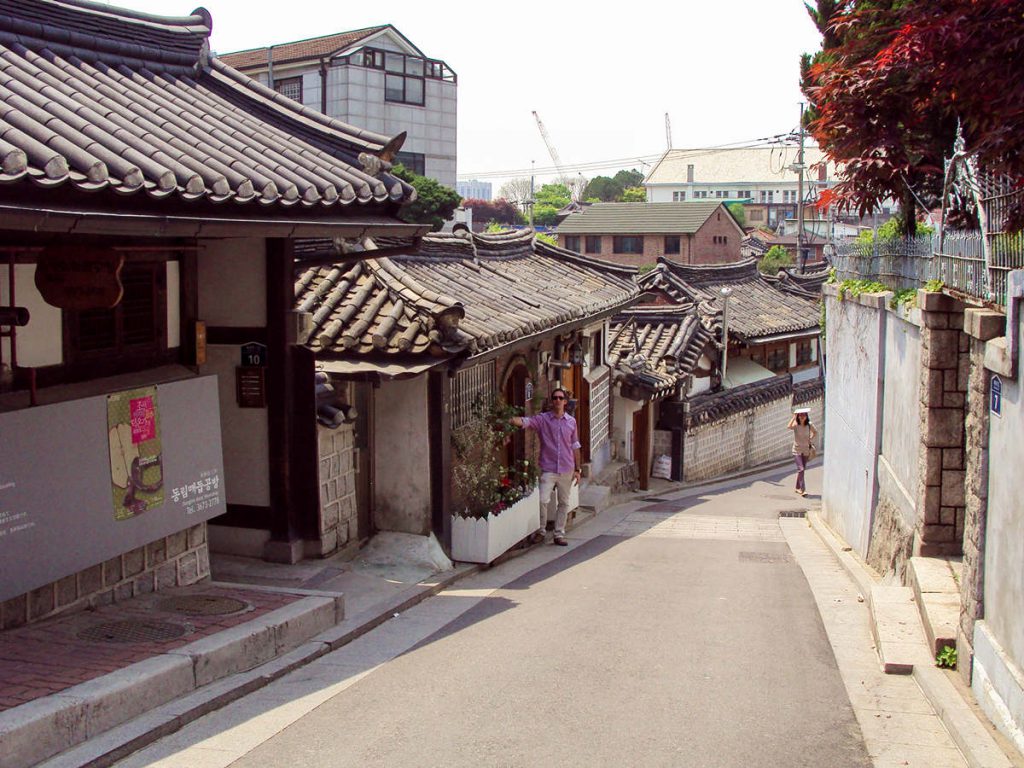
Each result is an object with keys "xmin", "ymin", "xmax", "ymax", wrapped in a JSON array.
[{"xmin": 2, "ymin": 463, "xmax": 1018, "ymax": 768}]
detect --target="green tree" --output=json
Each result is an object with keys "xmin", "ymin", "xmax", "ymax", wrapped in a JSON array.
[
  {"xmin": 582, "ymin": 176, "xmax": 622, "ymax": 202},
  {"xmin": 758, "ymin": 245, "xmax": 795, "ymax": 274},
  {"xmin": 857, "ymin": 216, "xmax": 934, "ymax": 245},
  {"xmin": 727, "ymin": 203, "xmax": 747, "ymax": 228},
  {"xmin": 532, "ymin": 183, "xmax": 572, "ymax": 226},
  {"xmin": 613, "ymin": 169, "xmax": 645, "ymax": 189},
  {"xmin": 392, "ymin": 164, "xmax": 462, "ymax": 231},
  {"xmin": 620, "ymin": 186, "xmax": 646, "ymax": 202}
]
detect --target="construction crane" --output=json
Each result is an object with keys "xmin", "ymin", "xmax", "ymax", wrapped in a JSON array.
[
  {"xmin": 665, "ymin": 113, "xmax": 672, "ymax": 151},
  {"xmin": 532, "ymin": 110, "xmax": 582, "ymax": 202}
]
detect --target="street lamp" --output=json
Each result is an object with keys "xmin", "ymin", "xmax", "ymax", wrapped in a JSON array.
[{"xmin": 720, "ymin": 286, "xmax": 733, "ymax": 387}]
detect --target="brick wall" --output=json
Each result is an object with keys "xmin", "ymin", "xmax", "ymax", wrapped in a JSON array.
[
  {"xmin": 0, "ymin": 524, "xmax": 209, "ymax": 629},
  {"xmin": 689, "ymin": 212, "xmax": 744, "ymax": 265},
  {"xmin": 314, "ymin": 423, "xmax": 358, "ymax": 556},
  {"xmin": 559, "ymin": 228, "xmax": 740, "ymax": 268}
]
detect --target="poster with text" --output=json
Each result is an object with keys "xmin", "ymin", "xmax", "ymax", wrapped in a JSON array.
[{"xmin": 108, "ymin": 386, "xmax": 164, "ymax": 520}]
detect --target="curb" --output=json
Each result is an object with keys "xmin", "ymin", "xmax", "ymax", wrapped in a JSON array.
[
  {"xmin": 34, "ymin": 565, "xmax": 479, "ymax": 768},
  {"xmin": 806, "ymin": 511, "xmax": 1016, "ymax": 768}
]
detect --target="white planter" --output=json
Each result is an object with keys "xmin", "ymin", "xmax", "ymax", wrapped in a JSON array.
[{"xmin": 451, "ymin": 486, "xmax": 541, "ymax": 564}]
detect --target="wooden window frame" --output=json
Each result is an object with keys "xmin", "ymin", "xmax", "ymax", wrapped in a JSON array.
[{"xmin": 585, "ymin": 236, "xmax": 602, "ymax": 254}]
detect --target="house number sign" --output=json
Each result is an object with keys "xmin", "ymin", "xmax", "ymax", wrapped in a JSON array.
[
  {"xmin": 991, "ymin": 375, "xmax": 1002, "ymax": 417},
  {"xmin": 240, "ymin": 342, "xmax": 267, "ymax": 367}
]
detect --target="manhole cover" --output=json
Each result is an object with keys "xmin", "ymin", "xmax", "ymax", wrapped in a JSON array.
[
  {"xmin": 158, "ymin": 595, "xmax": 250, "ymax": 616},
  {"xmin": 739, "ymin": 551, "xmax": 791, "ymax": 564},
  {"xmin": 778, "ymin": 510, "xmax": 808, "ymax": 518},
  {"xmin": 78, "ymin": 619, "xmax": 188, "ymax": 643}
]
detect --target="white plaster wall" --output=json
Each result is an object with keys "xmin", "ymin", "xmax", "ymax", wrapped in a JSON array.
[
  {"xmin": 613, "ymin": 395, "xmax": 644, "ymax": 462},
  {"xmin": 977, "ymin": 310, "xmax": 1024, "ymax": 746},
  {"xmin": 374, "ymin": 376, "xmax": 431, "ymax": 534},
  {"xmin": 822, "ymin": 294, "xmax": 885, "ymax": 556},
  {"xmin": 878, "ymin": 312, "xmax": 921, "ymax": 527},
  {"xmin": 166, "ymin": 261, "xmax": 180, "ymax": 349},
  {"xmin": 0, "ymin": 264, "xmax": 63, "ymax": 367},
  {"xmin": 201, "ymin": 345, "xmax": 270, "ymax": 507},
  {"xmin": 197, "ymin": 238, "xmax": 266, "ymax": 326}
]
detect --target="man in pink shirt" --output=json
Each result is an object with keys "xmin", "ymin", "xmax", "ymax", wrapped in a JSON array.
[{"xmin": 510, "ymin": 387, "xmax": 582, "ymax": 546}]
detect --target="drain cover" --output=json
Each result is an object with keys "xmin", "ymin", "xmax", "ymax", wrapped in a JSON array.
[
  {"xmin": 739, "ymin": 551, "xmax": 791, "ymax": 564},
  {"xmin": 78, "ymin": 619, "xmax": 188, "ymax": 643},
  {"xmin": 778, "ymin": 510, "xmax": 808, "ymax": 518},
  {"xmin": 158, "ymin": 595, "xmax": 250, "ymax": 616}
]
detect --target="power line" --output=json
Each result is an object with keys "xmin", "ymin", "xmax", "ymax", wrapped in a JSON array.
[{"xmin": 457, "ymin": 131, "xmax": 800, "ymax": 181}]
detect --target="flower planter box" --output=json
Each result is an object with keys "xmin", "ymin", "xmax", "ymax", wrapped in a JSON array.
[{"xmin": 451, "ymin": 486, "xmax": 540, "ymax": 564}]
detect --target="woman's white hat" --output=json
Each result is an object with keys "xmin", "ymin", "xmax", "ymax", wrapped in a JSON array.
[{"xmin": 793, "ymin": 407, "xmax": 811, "ymax": 414}]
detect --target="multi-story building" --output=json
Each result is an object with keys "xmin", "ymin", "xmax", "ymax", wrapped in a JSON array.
[
  {"xmin": 644, "ymin": 146, "xmax": 838, "ymax": 228},
  {"xmin": 456, "ymin": 179, "xmax": 492, "ymax": 201},
  {"xmin": 220, "ymin": 25, "xmax": 458, "ymax": 188},
  {"xmin": 556, "ymin": 202, "xmax": 743, "ymax": 267}
]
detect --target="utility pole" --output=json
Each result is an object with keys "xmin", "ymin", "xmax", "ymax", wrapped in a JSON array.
[
  {"xmin": 529, "ymin": 160, "xmax": 535, "ymax": 229},
  {"xmin": 796, "ymin": 103, "xmax": 806, "ymax": 273}
]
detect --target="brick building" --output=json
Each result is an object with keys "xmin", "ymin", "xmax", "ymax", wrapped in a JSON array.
[{"xmin": 555, "ymin": 202, "xmax": 743, "ymax": 267}]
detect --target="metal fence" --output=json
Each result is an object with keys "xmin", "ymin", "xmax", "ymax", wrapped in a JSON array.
[{"xmin": 832, "ymin": 229, "xmax": 1021, "ymax": 307}]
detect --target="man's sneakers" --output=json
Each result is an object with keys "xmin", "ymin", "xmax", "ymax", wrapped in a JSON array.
[{"xmin": 553, "ymin": 535, "xmax": 568, "ymax": 546}]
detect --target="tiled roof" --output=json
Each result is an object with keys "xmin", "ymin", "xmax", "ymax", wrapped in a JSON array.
[
  {"xmin": 556, "ymin": 202, "xmax": 729, "ymax": 235},
  {"xmin": 607, "ymin": 306, "xmax": 712, "ymax": 398},
  {"xmin": 763, "ymin": 266, "xmax": 831, "ymax": 299},
  {"xmin": 685, "ymin": 374, "xmax": 793, "ymax": 429},
  {"xmin": 645, "ymin": 146, "xmax": 837, "ymax": 186},
  {"xmin": 218, "ymin": 26, "xmax": 389, "ymax": 71},
  {"xmin": 295, "ymin": 229, "xmax": 639, "ymax": 360},
  {"xmin": 793, "ymin": 377, "xmax": 825, "ymax": 405},
  {"xmin": 641, "ymin": 258, "xmax": 820, "ymax": 341},
  {"xmin": 0, "ymin": 1, "xmax": 413, "ymax": 211}
]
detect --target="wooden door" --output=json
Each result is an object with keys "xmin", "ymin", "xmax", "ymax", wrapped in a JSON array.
[
  {"xmin": 504, "ymin": 363, "xmax": 528, "ymax": 467},
  {"xmin": 571, "ymin": 364, "xmax": 591, "ymax": 463},
  {"xmin": 633, "ymin": 402, "xmax": 651, "ymax": 491}
]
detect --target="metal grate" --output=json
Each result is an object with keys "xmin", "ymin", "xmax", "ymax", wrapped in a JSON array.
[
  {"xmin": 739, "ymin": 551, "xmax": 791, "ymax": 564},
  {"xmin": 451, "ymin": 360, "xmax": 496, "ymax": 430},
  {"xmin": 778, "ymin": 510, "xmax": 808, "ymax": 518},
  {"xmin": 158, "ymin": 595, "xmax": 250, "ymax": 616},
  {"xmin": 78, "ymin": 619, "xmax": 189, "ymax": 644}
]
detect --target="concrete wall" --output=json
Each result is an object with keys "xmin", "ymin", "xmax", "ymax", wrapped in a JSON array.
[
  {"xmin": 612, "ymin": 397, "xmax": 644, "ymax": 463},
  {"xmin": 197, "ymin": 238, "xmax": 269, "ymax": 508},
  {"xmin": 974, "ymin": 309, "xmax": 1024, "ymax": 753},
  {"xmin": 374, "ymin": 375, "xmax": 431, "ymax": 534},
  {"xmin": 822, "ymin": 290, "xmax": 886, "ymax": 556}
]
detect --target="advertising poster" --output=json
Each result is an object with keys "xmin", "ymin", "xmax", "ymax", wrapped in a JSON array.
[{"xmin": 108, "ymin": 386, "xmax": 164, "ymax": 520}]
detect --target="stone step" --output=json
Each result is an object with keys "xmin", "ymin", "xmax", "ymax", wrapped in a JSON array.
[
  {"xmin": 868, "ymin": 585, "xmax": 934, "ymax": 674},
  {"xmin": 579, "ymin": 483, "xmax": 612, "ymax": 514},
  {"xmin": 908, "ymin": 556, "xmax": 962, "ymax": 657}
]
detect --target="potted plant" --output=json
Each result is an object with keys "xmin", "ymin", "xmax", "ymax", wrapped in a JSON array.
[{"xmin": 450, "ymin": 396, "xmax": 540, "ymax": 563}]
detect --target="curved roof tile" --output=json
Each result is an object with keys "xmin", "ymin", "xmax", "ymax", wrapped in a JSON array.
[
  {"xmin": 0, "ymin": 0, "xmax": 414, "ymax": 210},
  {"xmin": 295, "ymin": 230, "xmax": 639, "ymax": 360}
]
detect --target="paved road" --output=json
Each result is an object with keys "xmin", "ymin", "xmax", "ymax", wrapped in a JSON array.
[{"xmin": 117, "ymin": 464, "xmax": 873, "ymax": 767}]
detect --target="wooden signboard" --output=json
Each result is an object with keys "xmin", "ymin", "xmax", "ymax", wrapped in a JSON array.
[{"xmin": 34, "ymin": 246, "xmax": 124, "ymax": 310}]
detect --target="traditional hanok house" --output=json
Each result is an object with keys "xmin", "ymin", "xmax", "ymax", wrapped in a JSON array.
[
  {"xmin": 606, "ymin": 305, "xmax": 714, "ymax": 488},
  {"xmin": 0, "ymin": 0, "xmax": 425, "ymax": 625},
  {"xmin": 292, "ymin": 228, "xmax": 639, "ymax": 555},
  {"xmin": 607, "ymin": 257, "xmax": 824, "ymax": 483}
]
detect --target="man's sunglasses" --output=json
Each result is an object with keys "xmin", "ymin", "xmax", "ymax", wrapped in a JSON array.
[{"xmin": 551, "ymin": 395, "xmax": 566, "ymax": 400}]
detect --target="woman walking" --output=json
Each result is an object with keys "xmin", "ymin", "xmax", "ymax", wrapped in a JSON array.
[{"xmin": 788, "ymin": 408, "xmax": 818, "ymax": 496}]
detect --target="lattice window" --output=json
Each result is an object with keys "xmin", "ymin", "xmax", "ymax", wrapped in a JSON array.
[{"xmin": 451, "ymin": 360, "xmax": 496, "ymax": 429}]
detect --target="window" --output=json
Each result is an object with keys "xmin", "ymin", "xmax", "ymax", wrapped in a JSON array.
[
  {"xmin": 66, "ymin": 260, "xmax": 167, "ymax": 371},
  {"xmin": 395, "ymin": 151, "xmax": 425, "ymax": 176},
  {"xmin": 613, "ymin": 236, "xmax": 643, "ymax": 254},
  {"xmin": 358, "ymin": 46, "xmax": 454, "ymax": 105},
  {"xmin": 766, "ymin": 344, "xmax": 789, "ymax": 372},
  {"xmin": 672, "ymin": 191, "xmax": 686, "ymax": 201},
  {"xmin": 563, "ymin": 235, "xmax": 581, "ymax": 252},
  {"xmin": 749, "ymin": 209, "xmax": 764, "ymax": 222},
  {"xmin": 796, "ymin": 340, "xmax": 813, "ymax": 366},
  {"xmin": 585, "ymin": 236, "xmax": 602, "ymax": 254},
  {"xmin": 274, "ymin": 76, "xmax": 302, "ymax": 103},
  {"xmin": 664, "ymin": 236, "xmax": 680, "ymax": 254}
]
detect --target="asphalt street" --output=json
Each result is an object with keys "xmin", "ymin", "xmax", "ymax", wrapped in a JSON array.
[{"xmin": 116, "ymin": 464, "xmax": 873, "ymax": 767}]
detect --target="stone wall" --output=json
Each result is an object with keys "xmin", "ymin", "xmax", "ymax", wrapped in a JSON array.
[
  {"xmin": 313, "ymin": 422, "xmax": 358, "ymax": 557},
  {"xmin": 0, "ymin": 524, "xmax": 209, "ymax": 629},
  {"xmin": 914, "ymin": 293, "xmax": 968, "ymax": 556}
]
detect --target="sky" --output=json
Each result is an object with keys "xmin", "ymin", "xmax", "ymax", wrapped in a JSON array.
[{"xmin": 107, "ymin": 0, "xmax": 825, "ymax": 191}]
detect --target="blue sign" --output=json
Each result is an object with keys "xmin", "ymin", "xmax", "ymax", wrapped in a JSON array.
[{"xmin": 991, "ymin": 375, "xmax": 1002, "ymax": 416}]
